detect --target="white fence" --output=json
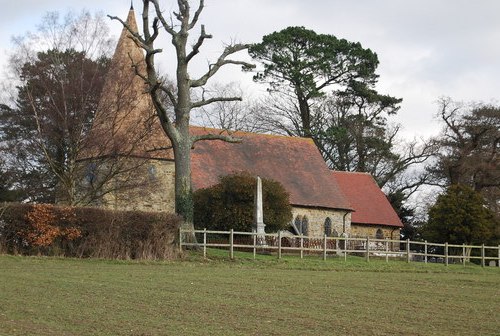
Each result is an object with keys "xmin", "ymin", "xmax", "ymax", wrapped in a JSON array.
[{"xmin": 180, "ymin": 229, "xmax": 500, "ymax": 267}]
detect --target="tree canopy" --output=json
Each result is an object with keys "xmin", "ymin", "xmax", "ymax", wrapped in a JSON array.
[
  {"xmin": 429, "ymin": 98, "xmax": 499, "ymax": 214},
  {"xmin": 0, "ymin": 10, "xmax": 113, "ymax": 204},
  {"xmin": 248, "ymin": 26, "xmax": 379, "ymax": 137},
  {"xmin": 1, "ymin": 48, "xmax": 109, "ymax": 204},
  {"xmin": 422, "ymin": 184, "xmax": 498, "ymax": 245}
]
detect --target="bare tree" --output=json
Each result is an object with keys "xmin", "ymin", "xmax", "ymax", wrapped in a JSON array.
[
  {"xmin": 193, "ymin": 82, "xmax": 260, "ymax": 132},
  {"xmin": 1, "ymin": 10, "xmax": 116, "ymax": 204},
  {"xmin": 109, "ymin": 0, "xmax": 254, "ymax": 227},
  {"xmin": 429, "ymin": 97, "xmax": 499, "ymax": 214}
]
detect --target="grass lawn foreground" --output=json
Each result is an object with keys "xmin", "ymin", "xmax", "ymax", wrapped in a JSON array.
[{"xmin": 0, "ymin": 253, "xmax": 499, "ymax": 335}]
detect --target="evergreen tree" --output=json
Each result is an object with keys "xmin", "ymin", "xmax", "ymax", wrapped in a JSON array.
[{"xmin": 423, "ymin": 184, "xmax": 498, "ymax": 247}]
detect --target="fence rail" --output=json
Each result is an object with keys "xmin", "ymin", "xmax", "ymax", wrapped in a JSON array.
[{"xmin": 180, "ymin": 229, "xmax": 500, "ymax": 267}]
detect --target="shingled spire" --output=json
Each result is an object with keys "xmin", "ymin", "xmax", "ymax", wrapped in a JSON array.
[{"xmin": 85, "ymin": 7, "xmax": 158, "ymax": 158}]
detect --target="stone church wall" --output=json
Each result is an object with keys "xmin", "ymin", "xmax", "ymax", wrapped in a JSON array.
[
  {"xmin": 291, "ymin": 206, "xmax": 351, "ymax": 237},
  {"xmin": 76, "ymin": 158, "xmax": 175, "ymax": 213},
  {"xmin": 108, "ymin": 159, "xmax": 176, "ymax": 213},
  {"xmin": 350, "ymin": 224, "xmax": 400, "ymax": 240}
]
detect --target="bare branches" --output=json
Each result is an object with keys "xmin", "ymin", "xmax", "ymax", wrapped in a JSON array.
[
  {"xmin": 150, "ymin": 0, "xmax": 176, "ymax": 36},
  {"xmin": 189, "ymin": 0, "xmax": 205, "ymax": 29},
  {"xmin": 191, "ymin": 43, "xmax": 255, "ymax": 88},
  {"xmin": 186, "ymin": 25, "xmax": 212, "ymax": 63},
  {"xmin": 191, "ymin": 96, "xmax": 242, "ymax": 109}
]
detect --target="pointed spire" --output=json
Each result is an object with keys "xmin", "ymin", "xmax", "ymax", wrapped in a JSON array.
[
  {"xmin": 130, "ymin": 0, "xmax": 134, "ymax": 10},
  {"xmin": 86, "ymin": 6, "xmax": 156, "ymax": 159}
]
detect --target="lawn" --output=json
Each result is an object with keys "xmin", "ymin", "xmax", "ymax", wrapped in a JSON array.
[{"xmin": 0, "ymin": 254, "xmax": 498, "ymax": 336}]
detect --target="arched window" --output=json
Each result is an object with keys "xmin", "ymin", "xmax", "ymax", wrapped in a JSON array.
[
  {"xmin": 376, "ymin": 228, "xmax": 384, "ymax": 239},
  {"xmin": 148, "ymin": 165, "xmax": 157, "ymax": 181},
  {"xmin": 85, "ymin": 162, "xmax": 97, "ymax": 184},
  {"xmin": 324, "ymin": 217, "xmax": 332, "ymax": 236},
  {"xmin": 301, "ymin": 216, "xmax": 309, "ymax": 236},
  {"xmin": 294, "ymin": 215, "xmax": 302, "ymax": 235}
]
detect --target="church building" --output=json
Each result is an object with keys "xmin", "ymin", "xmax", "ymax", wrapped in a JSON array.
[{"xmin": 79, "ymin": 6, "xmax": 402, "ymax": 240}]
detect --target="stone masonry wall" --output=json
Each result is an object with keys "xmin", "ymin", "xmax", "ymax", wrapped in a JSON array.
[
  {"xmin": 350, "ymin": 224, "xmax": 400, "ymax": 240},
  {"xmin": 291, "ymin": 206, "xmax": 351, "ymax": 237},
  {"xmin": 102, "ymin": 158, "xmax": 175, "ymax": 213}
]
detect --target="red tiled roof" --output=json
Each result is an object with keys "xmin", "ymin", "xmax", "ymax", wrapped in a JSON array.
[
  {"xmin": 331, "ymin": 171, "xmax": 403, "ymax": 227},
  {"xmin": 190, "ymin": 127, "xmax": 352, "ymax": 211}
]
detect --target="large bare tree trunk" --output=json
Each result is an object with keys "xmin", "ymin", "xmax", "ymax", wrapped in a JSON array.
[
  {"xmin": 110, "ymin": 1, "xmax": 254, "ymax": 240},
  {"xmin": 173, "ymin": 135, "xmax": 194, "ymax": 227}
]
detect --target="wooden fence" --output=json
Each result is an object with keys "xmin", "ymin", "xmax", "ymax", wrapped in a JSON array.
[{"xmin": 180, "ymin": 229, "xmax": 500, "ymax": 267}]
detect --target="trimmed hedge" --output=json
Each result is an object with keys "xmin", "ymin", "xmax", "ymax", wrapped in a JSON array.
[{"xmin": 0, "ymin": 202, "xmax": 182, "ymax": 260}]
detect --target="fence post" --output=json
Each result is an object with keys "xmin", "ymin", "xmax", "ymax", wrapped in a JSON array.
[
  {"xmin": 278, "ymin": 231, "xmax": 282, "ymax": 259},
  {"xmin": 423, "ymin": 241, "xmax": 427, "ymax": 264},
  {"xmin": 344, "ymin": 236, "xmax": 348, "ymax": 262},
  {"xmin": 229, "ymin": 229, "xmax": 234, "ymax": 259},
  {"xmin": 203, "ymin": 228, "xmax": 207, "ymax": 258},
  {"xmin": 462, "ymin": 243, "xmax": 466, "ymax": 267},
  {"xmin": 179, "ymin": 228, "xmax": 183, "ymax": 253},
  {"xmin": 366, "ymin": 237, "xmax": 370, "ymax": 262},
  {"xmin": 385, "ymin": 238, "xmax": 389, "ymax": 263},
  {"xmin": 253, "ymin": 231, "xmax": 256, "ymax": 259},
  {"xmin": 406, "ymin": 239, "xmax": 410, "ymax": 263},
  {"xmin": 481, "ymin": 244, "xmax": 485, "ymax": 267},
  {"xmin": 445, "ymin": 242, "xmax": 448, "ymax": 266},
  {"xmin": 323, "ymin": 234, "xmax": 327, "ymax": 261},
  {"xmin": 300, "ymin": 235, "xmax": 304, "ymax": 259},
  {"xmin": 498, "ymin": 245, "xmax": 500, "ymax": 268}
]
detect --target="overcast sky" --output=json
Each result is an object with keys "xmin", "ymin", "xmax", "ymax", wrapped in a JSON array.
[{"xmin": 1, "ymin": 0, "xmax": 499, "ymax": 139}]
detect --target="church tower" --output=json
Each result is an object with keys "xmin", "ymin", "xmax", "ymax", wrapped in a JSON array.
[
  {"xmin": 90, "ymin": 6, "xmax": 153, "ymax": 155},
  {"xmin": 79, "ymin": 6, "xmax": 176, "ymax": 212}
]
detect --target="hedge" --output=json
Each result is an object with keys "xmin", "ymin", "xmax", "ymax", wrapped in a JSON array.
[{"xmin": 0, "ymin": 202, "xmax": 182, "ymax": 260}]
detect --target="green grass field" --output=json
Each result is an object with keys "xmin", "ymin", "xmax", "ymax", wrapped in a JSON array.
[{"xmin": 0, "ymin": 253, "xmax": 499, "ymax": 336}]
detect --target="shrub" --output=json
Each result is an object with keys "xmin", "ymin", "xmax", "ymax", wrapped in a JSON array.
[
  {"xmin": 194, "ymin": 172, "xmax": 293, "ymax": 232},
  {"xmin": 19, "ymin": 204, "xmax": 81, "ymax": 247},
  {"xmin": 0, "ymin": 202, "xmax": 182, "ymax": 260}
]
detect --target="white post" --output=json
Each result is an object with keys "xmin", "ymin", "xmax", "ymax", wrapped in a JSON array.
[
  {"xmin": 203, "ymin": 228, "xmax": 207, "ymax": 258},
  {"xmin": 385, "ymin": 238, "xmax": 389, "ymax": 263},
  {"xmin": 253, "ymin": 232, "xmax": 256, "ymax": 259},
  {"xmin": 230, "ymin": 229, "xmax": 234, "ymax": 259},
  {"xmin": 424, "ymin": 241, "xmax": 428, "ymax": 264},
  {"xmin": 344, "ymin": 236, "xmax": 348, "ymax": 262},
  {"xmin": 300, "ymin": 235, "xmax": 304, "ymax": 259},
  {"xmin": 481, "ymin": 244, "xmax": 485, "ymax": 267},
  {"xmin": 366, "ymin": 237, "xmax": 370, "ymax": 262},
  {"xmin": 278, "ymin": 231, "xmax": 282, "ymax": 259},
  {"xmin": 462, "ymin": 243, "xmax": 466, "ymax": 267},
  {"xmin": 406, "ymin": 239, "xmax": 410, "ymax": 263},
  {"xmin": 323, "ymin": 234, "xmax": 327, "ymax": 261},
  {"xmin": 445, "ymin": 242, "xmax": 449, "ymax": 266},
  {"xmin": 178, "ymin": 228, "xmax": 183, "ymax": 253}
]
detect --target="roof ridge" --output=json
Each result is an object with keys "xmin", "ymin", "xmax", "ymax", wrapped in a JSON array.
[
  {"xmin": 189, "ymin": 125, "xmax": 314, "ymax": 143},
  {"xmin": 331, "ymin": 170, "xmax": 372, "ymax": 176}
]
